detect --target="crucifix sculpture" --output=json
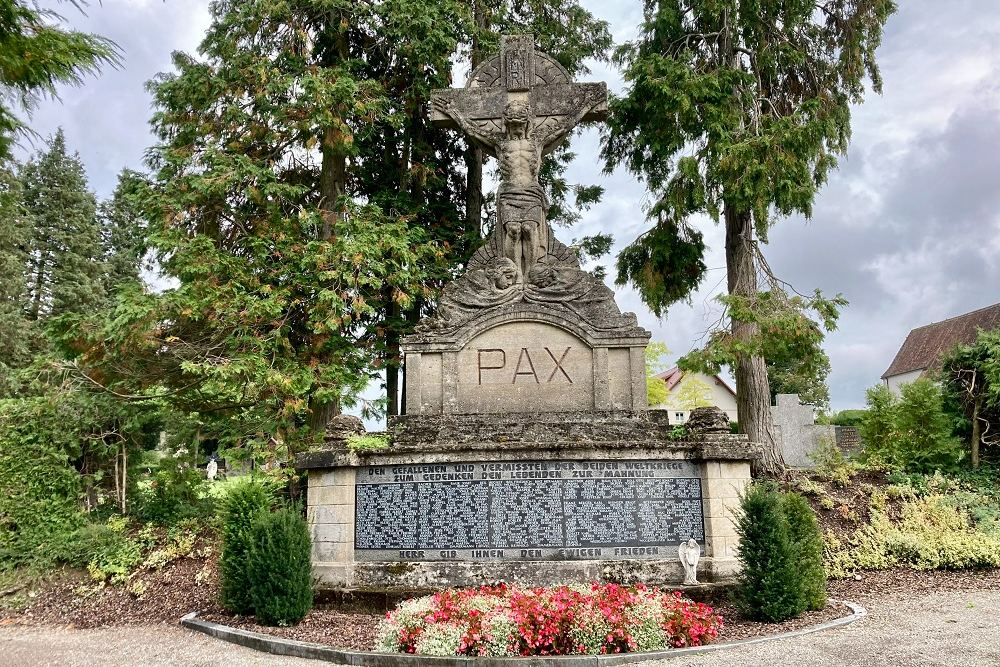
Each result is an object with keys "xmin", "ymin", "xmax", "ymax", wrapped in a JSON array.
[
  {"xmin": 418, "ymin": 35, "xmax": 629, "ymax": 334},
  {"xmin": 431, "ymin": 35, "xmax": 608, "ymax": 280}
]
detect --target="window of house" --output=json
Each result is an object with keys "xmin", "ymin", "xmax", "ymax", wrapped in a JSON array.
[{"xmin": 674, "ymin": 412, "xmax": 686, "ymax": 422}]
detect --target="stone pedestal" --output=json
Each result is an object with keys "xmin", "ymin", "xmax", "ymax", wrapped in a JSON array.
[{"xmin": 297, "ymin": 411, "xmax": 758, "ymax": 592}]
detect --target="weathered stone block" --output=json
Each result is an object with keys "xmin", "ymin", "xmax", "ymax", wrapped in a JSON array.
[
  {"xmin": 310, "ymin": 523, "xmax": 353, "ymax": 544},
  {"xmin": 312, "ymin": 541, "xmax": 353, "ymax": 563},
  {"xmin": 308, "ymin": 484, "xmax": 354, "ymax": 507},
  {"xmin": 455, "ymin": 321, "xmax": 595, "ymax": 413},
  {"xmin": 704, "ymin": 515, "xmax": 739, "ymax": 539},
  {"xmin": 307, "ymin": 505, "xmax": 351, "ymax": 525},
  {"xmin": 719, "ymin": 461, "xmax": 751, "ymax": 480},
  {"xmin": 307, "ymin": 468, "xmax": 355, "ymax": 488}
]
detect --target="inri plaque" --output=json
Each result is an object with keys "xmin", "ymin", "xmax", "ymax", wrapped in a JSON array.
[{"xmin": 354, "ymin": 459, "xmax": 704, "ymax": 561}]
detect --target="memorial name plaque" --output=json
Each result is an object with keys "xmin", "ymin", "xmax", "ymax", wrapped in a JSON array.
[{"xmin": 354, "ymin": 459, "xmax": 704, "ymax": 562}]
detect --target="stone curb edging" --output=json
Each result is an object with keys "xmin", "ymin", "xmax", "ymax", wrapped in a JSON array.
[{"xmin": 180, "ymin": 600, "xmax": 866, "ymax": 666}]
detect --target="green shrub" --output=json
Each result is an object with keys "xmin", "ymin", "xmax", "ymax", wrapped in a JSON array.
[
  {"xmin": 781, "ymin": 492, "xmax": 827, "ymax": 611},
  {"xmin": 735, "ymin": 482, "xmax": 806, "ymax": 622},
  {"xmin": 0, "ymin": 398, "xmax": 84, "ymax": 570},
  {"xmin": 135, "ymin": 450, "xmax": 212, "ymax": 524},
  {"xmin": 247, "ymin": 506, "xmax": 313, "ymax": 626},
  {"xmin": 809, "ymin": 437, "xmax": 859, "ymax": 487},
  {"xmin": 825, "ymin": 493, "xmax": 1000, "ymax": 576},
  {"xmin": 829, "ymin": 409, "xmax": 867, "ymax": 427},
  {"xmin": 218, "ymin": 477, "xmax": 275, "ymax": 614},
  {"xmin": 860, "ymin": 381, "xmax": 965, "ymax": 473}
]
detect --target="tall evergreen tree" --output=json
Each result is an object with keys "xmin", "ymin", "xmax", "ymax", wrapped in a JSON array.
[
  {"xmin": 70, "ymin": 0, "xmax": 439, "ymax": 456},
  {"xmin": 0, "ymin": 1, "xmax": 119, "ymax": 162},
  {"xmin": 20, "ymin": 129, "xmax": 106, "ymax": 321},
  {"xmin": 98, "ymin": 168, "xmax": 149, "ymax": 295},
  {"xmin": 604, "ymin": 0, "xmax": 894, "ymax": 474},
  {"xmin": 0, "ymin": 167, "xmax": 34, "ymax": 383},
  {"xmin": 349, "ymin": 0, "xmax": 472, "ymax": 415}
]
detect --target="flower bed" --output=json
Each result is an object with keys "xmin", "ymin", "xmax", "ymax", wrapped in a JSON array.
[{"xmin": 375, "ymin": 583, "xmax": 723, "ymax": 657}]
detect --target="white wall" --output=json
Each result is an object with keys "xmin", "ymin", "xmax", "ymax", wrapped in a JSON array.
[
  {"xmin": 651, "ymin": 372, "xmax": 739, "ymax": 425},
  {"xmin": 885, "ymin": 369, "xmax": 924, "ymax": 395}
]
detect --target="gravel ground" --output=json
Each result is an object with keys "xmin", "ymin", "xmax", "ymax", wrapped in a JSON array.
[{"xmin": 2, "ymin": 586, "xmax": 999, "ymax": 666}]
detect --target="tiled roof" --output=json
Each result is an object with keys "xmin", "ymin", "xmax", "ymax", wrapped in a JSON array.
[
  {"xmin": 882, "ymin": 302, "xmax": 1000, "ymax": 379},
  {"xmin": 653, "ymin": 367, "xmax": 737, "ymax": 397}
]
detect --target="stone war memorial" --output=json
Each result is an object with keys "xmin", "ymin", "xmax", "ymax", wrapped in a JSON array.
[{"xmin": 297, "ymin": 35, "xmax": 759, "ymax": 591}]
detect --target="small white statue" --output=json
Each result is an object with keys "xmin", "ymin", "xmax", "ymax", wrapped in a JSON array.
[
  {"xmin": 206, "ymin": 458, "xmax": 218, "ymax": 482},
  {"xmin": 678, "ymin": 538, "xmax": 701, "ymax": 585}
]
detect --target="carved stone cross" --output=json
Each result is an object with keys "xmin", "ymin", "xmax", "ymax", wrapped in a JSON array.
[{"xmin": 430, "ymin": 35, "xmax": 608, "ymax": 279}]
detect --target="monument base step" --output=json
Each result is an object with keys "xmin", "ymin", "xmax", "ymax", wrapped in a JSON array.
[{"xmin": 312, "ymin": 557, "xmax": 740, "ymax": 593}]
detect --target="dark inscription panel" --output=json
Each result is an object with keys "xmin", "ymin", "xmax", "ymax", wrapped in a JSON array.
[{"xmin": 354, "ymin": 460, "xmax": 704, "ymax": 562}]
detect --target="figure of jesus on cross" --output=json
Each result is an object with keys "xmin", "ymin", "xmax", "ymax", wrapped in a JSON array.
[{"xmin": 431, "ymin": 35, "xmax": 608, "ymax": 281}]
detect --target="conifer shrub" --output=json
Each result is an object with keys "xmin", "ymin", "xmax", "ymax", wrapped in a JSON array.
[
  {"xmin": 247, "ymin": 506, "xmax": 313, "ymax": 626},
  {"xmin": 781, "ymin": 492, "xmax": 827, "ymax": 611},
  {"xmin": 860, "ymin": 381, "xmax": 964, "ymax": 472},
  {"xmin": 218, "ymin": 477, "xmax": 275, "ymax": 614},
  {"xmin": 735, "ymin": 482, "xmax": 806, "ymax": 622}
]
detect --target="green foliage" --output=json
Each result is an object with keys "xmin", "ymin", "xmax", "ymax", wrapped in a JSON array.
[
  {"xmin": 768, "ymin": 345, "xmax": 832, "ymax": 411},
  {"xmin": 825, "ymin": 410, "xmax": 867, "ymax": 427},
  {"xmin": 248, "ymin": 506, "xmax": 313, "ymax": 626},
  {"xmin": 0, "ymin": 167, "xmax": 37, "ymax": 388},
  {"xmin": 673, "ymin": 376, "xmax": 713, "ymax": 410},
  {"xmin": 615, "ymin": 220, "xmax": 706, "ymax": 316},
  {"xmin": 99, "ymin": 169, "xmax": 150, "ymax": 295},
  {"xmin": 940, "ymin": 329, "xmax": 1000, "ymax": 465},
  {"xmin": 860, "ymin": 381, "xmax": 965, "ymax": 473},
  {"xmin": 645, "ymin": 341, "xmax": 670, "ymax": 406},
  {"xmin": 0, "ymin": 1, "xmax": 119, "ymax": 162},
  {"xmin": 134, "ymin": 447, "xmax": 212, "ymax": 525},
  {"xmin": 20, "ymin": 129, "xmax": 106, "ymax": 320},
  {"xmin": 602, "ymin": 0, "xmax": 892, "ymax": 457},
  {"xmin": 735, "ymin": 482, "xmax": 806, "ymax": 622},
  {"xmin": 781, "ymin": 493, "xmax": 827, "ymax": 611},
  {"xmin": 825, "ymin": 493, "xmax": 1000, "ymax": 577},
  {"xmin": 809, "ymin": 437, "xmax": 859, "ymax": 488},
  {"xmin": 678, "ymin": 290, "xmax": 848, "ymax": 385},
  {"xmin": 218, "ymin": 477, "xmax": 276, "ymax": 615},
  {"xmin": 346, "ymin": 434, "xmax": 390, "ymax": 453},
  {"xmin": 604, "ymin": 0, "xmax": 895, "ymax": 235},
  {"xmin": 0, "ymin": 396, "xmax": 84, "ymax": 569},
  {"xmin": 67, "ymin": 0, "xmax": 455, "ymax": 456}
]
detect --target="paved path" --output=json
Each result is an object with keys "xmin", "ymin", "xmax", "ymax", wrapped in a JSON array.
[{"xmin": 2, "ymin": 589, "xmax": 999, "ymax": 667}]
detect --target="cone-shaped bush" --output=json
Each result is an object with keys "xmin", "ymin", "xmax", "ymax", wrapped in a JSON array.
[
  {"xmin": 782, "ymin": 491, "xmax": 828, "ymax": 611},
  {"xmin": 735, "ymin": 481, "xmax": 806, "ymax": 622},
  {"xmin": 248, "ymin": 506, "xmax": 313, "ymax": 626},
  {"xmin": 218, "ymin": 477, "xmax": 275, "ymax": 614}
]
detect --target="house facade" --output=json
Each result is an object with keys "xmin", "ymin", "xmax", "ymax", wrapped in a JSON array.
[
  {"xmin": 882, "ymin": 302, "xmax": 1000, "ymax": 394},
  {"xmin": 649, "ymin": 367, "xmax": 739, "ymax": 425}
]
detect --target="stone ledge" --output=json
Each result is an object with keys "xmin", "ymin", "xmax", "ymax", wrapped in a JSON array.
[
  {"xmin": 311, "ymin": 558, "xmax": 738, "ymax": 593},
  {"xmin": 180, "ymin": 600, "xmax": 865, "ymax": 666},
  {"xmin": 296, "ymin": 411, "xmax": 760, "ymax": 470}
]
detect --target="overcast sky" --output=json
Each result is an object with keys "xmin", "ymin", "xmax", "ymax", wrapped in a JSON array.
[{"xmin": 22, "ymin": 0, "xmax": 1000, "ymax": 413}]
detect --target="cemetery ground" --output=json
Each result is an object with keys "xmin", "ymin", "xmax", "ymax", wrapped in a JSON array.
[
  {"xmin": 2, "ymin": 572, "xmax": 998, "ymax": 666},
  {"xmin": 2, "ymin": 465, "xmax": 999, "ymax": 664}
]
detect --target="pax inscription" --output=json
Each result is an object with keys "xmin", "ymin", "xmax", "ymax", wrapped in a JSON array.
[
  {"xmin": 456, "ymin": 322, "xmax": 594, "ymax": 413},
  {"xmin": 478, "ymin": 346, "xmax": 574, "ymax": 384}
]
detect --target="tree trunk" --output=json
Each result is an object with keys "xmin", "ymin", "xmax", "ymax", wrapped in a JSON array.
[
  {"xmin": 310, "ymin": 28, "xmax": 348, "ymax": 436},
  {"xmin": 971, "ymin": 394, "xmax": 982, "ymax": 469},
  {"xmin": 724, "ymin": 205, "xmax": 783, "ymax": 476}
]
